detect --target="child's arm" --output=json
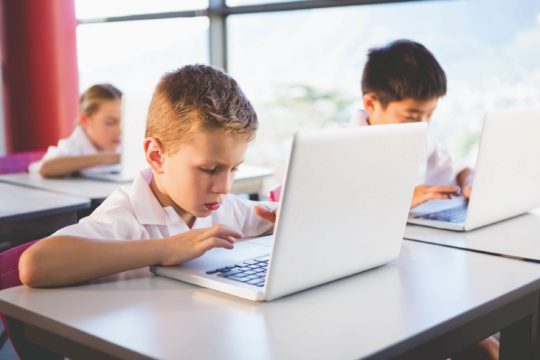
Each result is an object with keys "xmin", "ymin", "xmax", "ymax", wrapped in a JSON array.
[
  {"xmin": 411, "ymin": 185, "xmax": 460, "ymax": 208},
  {"xmin": 39, "ymin": 153, "xmax": 121, "ymax": 177},
  {"xmin": 19, "ymin": 224, "xmax": 242, "ymax": 288},
  {"xmin": 456, "ymin": 167, "xmax": 475, "ymax": 199}
]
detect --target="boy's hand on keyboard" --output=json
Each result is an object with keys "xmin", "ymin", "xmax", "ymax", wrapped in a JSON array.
[
  {"xmin": 254, "ymin": 206, "xmax": 277, "ymax": 224},
  {"xmin": 411, "ymin": 185, "xmax": 460, "ymax": 209},
  {"xmin": 160, "ymin": 224, "xmax": 243, "ymax": 266},
  {"xmin": 462, "ymin": 185, "xmax": 472, "ymax": 200}
]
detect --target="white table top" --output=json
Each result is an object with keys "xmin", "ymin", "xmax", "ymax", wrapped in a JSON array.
[
  {"xmin": 0, "ymin": 173, "xmax": 120, "ymax": 201},
  {"xmin": 0, "ymin": 182, "xmax": 90, "ymax": 222},
  {"xmin": 0, "ymin": 165, "xmax": 273, "ymax": 202},
  {"xmin": 1, "ymin": 241, "xmax": 540, "ymax": 359},
  {"xmin": 235, "ymin": 165, "xmax": 273, "ymax": 180},
  {"xmin": 405, "ymin": 208, "xmax": 540, "ymax": 261}
]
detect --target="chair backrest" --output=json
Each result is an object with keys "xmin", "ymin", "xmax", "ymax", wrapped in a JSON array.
[
  {"xmin": 0, "ymin": 150, "xmax": 45, "ymax": 175},
  {"xmin": 0, "ymin": 240, "xmax": 61, "ymax": 359},
  {"xmin": 0, "ymin": 240, "xmax": 39, "ymax": 290}
]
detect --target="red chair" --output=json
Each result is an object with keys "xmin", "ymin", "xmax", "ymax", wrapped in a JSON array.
[
  {"xmin": 0, "ymin": 240, "xmax": 62, "ymax": 359},
  {"xmin": 0, "ymin": 150, "xmax": 45, "ymax": 175}
]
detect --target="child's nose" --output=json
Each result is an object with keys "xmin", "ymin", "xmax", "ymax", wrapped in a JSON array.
[{"xmin": 212, "ymin": 173, "xmax": 232, "ymax": 194}]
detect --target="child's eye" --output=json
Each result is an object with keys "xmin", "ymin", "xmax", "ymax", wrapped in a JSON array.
[
  {"xmin": 231, "ymin": 167, "xmax": 239, "ymax": 173},
  {"xmin": 201, "ymin": 167, "xmax": 217, "ymax": 174}
]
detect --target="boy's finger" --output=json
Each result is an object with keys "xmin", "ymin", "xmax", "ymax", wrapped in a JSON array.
[
  {"xmin": 203, "ymin": 237, "xmax": 235, "ymax": 250},
  {"xmin": 426, "ymin": 192, "xmax": 455, "ymax": 201},
  {"xmin": 199, "ymin": 225, "xmax": 243, "ymax": 241},
  {"xmin": 462, "ymin": 186, "xmax": 472, "ymax": 198},
  {"xmin": 429, "ymin": 186, "xmax": 460, "ymax": 194},
  {"xmin": 254, "ymin": 206, "xmax": 276, "ymax": 223}
]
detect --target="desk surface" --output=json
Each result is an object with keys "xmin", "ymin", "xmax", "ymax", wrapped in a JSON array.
[
  {"xmin": 0, "ymin": 182, "xmax": 90, "ymax": 222},
  {"xmin": 0, "ymin": 173, "xmax": 120, "ymax": 201},
  {"xmin": 235, "ymin": 165, "xmax": 273, "ymax": 180},
  {"xmin": 405, "ymin": 208, "xmax": 540, "ymax": 261},
  {"xmin": 1, "ymin": 241, "xmax": 540, "ymax": 359},
  {"xmin": 0, "ymin": 165, "xmax": 273, "ymax": 202}
]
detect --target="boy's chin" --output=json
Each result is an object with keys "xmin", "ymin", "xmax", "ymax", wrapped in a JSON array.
[{"xmin": 192, "ymin": 208, "xmax": 212, "ymax": 218}]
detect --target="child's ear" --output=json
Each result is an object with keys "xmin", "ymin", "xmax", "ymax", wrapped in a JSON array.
[
  {"xmin": 144, "ymin": 137, "xmax": 165, "ymax": 174},
  {"xmin": 79, "ymin": 113, "xmax": 90, "ymax": 128},
  {"xmin": 363, "ymin": 93, "xmax": 379, "ymax": 114}
]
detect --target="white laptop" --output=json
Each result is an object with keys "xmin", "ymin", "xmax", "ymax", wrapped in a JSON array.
[
  {"xmin": 82, "ymin": 93, "xmax": 149, "ymax": 182},
  {"xmin": 151, "ymin": 123, "xmax": 427, "ymax": 301},
  {"xmin": 408, "ymin": 108, "xmax": 540, "ymax": 231}
]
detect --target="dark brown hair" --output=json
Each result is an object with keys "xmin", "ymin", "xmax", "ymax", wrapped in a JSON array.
[{"xmin": 362, "ymin": 39, "xmax": 447, "ymax": 107}]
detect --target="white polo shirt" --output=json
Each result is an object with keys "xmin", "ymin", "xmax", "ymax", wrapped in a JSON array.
[
  {"xmin": 28, "ymin": 125, "xmax": 121, "ymax": 175},
  {"xmin": 351, "ymin": 109, "xmax": 459, "ymax": 186},
  {"xmin": 53, "ymin": 168, "xmax": 277, "ymax": 240}
]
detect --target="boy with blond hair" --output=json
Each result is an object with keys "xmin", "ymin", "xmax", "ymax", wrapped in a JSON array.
[{"xmin": 20, "ymin": 65, "xmax": 276, "ymax": 287}]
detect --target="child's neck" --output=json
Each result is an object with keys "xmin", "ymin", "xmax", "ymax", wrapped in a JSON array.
[{"xmin": 149, "ymin": 177, "xmax": 195, "ymax": 228}]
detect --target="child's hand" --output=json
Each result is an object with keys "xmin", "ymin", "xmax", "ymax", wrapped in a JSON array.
[
  {"xmin": 411, "ymin": 185, "xmax": 460, "ymax": 209},
  {"xmin": 160, "ymin": 224, "xmax": 243, "ymax": 266},
  {"xmin": 457, "ymin": 168, "xmax": 474, "ymax": 200},
  {"xmin": 462, "ymin": 185, "xmax": 472, "ymax": 200},
  {"xmin": 254, "ymin": 206, "xmax": 277, "ymax": 224}
]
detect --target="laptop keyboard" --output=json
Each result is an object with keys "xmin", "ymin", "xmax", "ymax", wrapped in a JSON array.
[
  {"xmin": 206, "ymin": 256, "xmax": 269, "ymax": 287},
  {"xmin": 415, "ymin": 204, "xmax": 468, "ymax": 223}
]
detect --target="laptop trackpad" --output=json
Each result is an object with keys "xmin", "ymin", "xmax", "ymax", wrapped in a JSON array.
[{"xmin": 180, "ymin": 236, "xmax": 272, "ymax": 271}]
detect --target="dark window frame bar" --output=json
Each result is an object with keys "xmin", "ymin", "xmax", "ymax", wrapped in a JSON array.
[{"xmin": 76, "ymin": 0, "xmax": 444, "ymax": 70}]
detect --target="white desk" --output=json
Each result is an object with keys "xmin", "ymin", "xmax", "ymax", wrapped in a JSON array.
[
  {"xmin": 0, "ymin": 183, "xmax": 90, "ymax": 246},
  {"xmin": 232, "ymin": 165, "xmax": 273, "ymax": 200},
  {"xmin": 0, "ymin": 241, "xmax": 539, "ymax": 359},
  {"xmin": 0, "ymin": 165, "xmax": 273, "ymax": 204},
  {"xmin": 0, "ymin": 173, "xmax": 119, "ymax": 203},
  {"xmin": 405, "ymin": 209, "xmax": 540, "ymax": 262}
]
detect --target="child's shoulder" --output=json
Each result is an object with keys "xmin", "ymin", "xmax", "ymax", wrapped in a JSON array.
[{"xmin": 87, "ymin": 186, "xmax": 136, "ymax": 223}]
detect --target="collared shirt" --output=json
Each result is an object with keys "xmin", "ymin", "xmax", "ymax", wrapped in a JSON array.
[
  {"xmin": 53, "ymin": 168, "xmax": 277, "ymax": 240},
  {"xmin": 28, "ymin": 125, "xmax": 121, "ymax": 175},
  {"xmin": 351, "ymin": 109, "xmax": 458, "ymax": 186}
]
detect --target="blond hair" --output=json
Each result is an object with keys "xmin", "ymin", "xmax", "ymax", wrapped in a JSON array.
[
  {"xmin": 79, "ymin": 83, "xmax": 122, "ymax": 117},
  {"xmin": 146, "ymin": 65, "xmax": 258, "ymax": 154}
]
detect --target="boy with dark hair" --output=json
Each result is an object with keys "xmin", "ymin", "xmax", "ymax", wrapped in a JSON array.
[
  {"xmin": 353, "ymin": 39, "xmax": 474, "ymax": 209},
  {"xmin": 354, "ymin": 39, "xmax": 497, "ymax": 360}
]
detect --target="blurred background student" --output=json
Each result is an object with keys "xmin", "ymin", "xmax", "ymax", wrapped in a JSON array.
[{"xmin": 29, "ymin": 83, "xmax": 123, "ymax": 177}]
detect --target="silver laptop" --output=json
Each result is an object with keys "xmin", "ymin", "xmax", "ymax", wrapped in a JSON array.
[
  {"xmin": 82, "ymin": 93, "xmax": 149, "ymax": 182},
  {"xmin": 408, "ymin": 108, "xmax": 540, "ymax": 231},
  {"xmin": 151, "ymin": 123, "xmax": 427, "ymax": 301}
]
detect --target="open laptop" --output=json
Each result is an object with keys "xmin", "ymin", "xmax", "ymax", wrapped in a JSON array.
[
  {"xmin": 82, "ymin": 93, "xmax": 149, "ymax": 182},
  {"xmin": 151, "ymin": 123, "xmax": 427, "ymax": 301},
  {"xmin": 408, "ymin": 108, "xmax": 540, "ymax": 231}
]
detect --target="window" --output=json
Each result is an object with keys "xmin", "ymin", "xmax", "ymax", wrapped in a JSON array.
[
  {"xmin": 227, "ymin": 0, "xmax": 309, "ymax": 6},
  {"xmin": 77, "ymin": 18, "xmax": 209, "ymax": 95},
  {"xmin": 75, "ymin": 0, "xmax": 208, "ymax": 19},
  {"xmin": 228, "ymin": 0, "xmax": 540, "ymax": 175},
  {"xmin": 73, "ymin": 0, "xmax": 540, "ymax": 182}
]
